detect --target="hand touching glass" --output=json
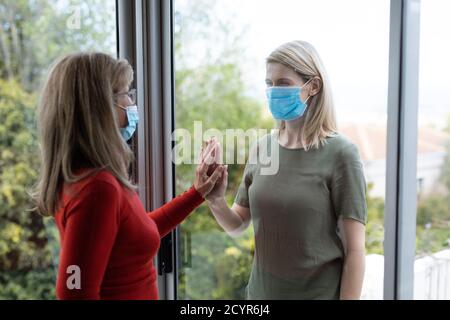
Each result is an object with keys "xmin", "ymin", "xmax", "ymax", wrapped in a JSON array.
[
  {"xmin": 193, "ymin": 138, "xmax": 225, "ymax": 198},
  {"xmin": 198, "ymin": 138, "xmax": 228, "ymax": 202}
]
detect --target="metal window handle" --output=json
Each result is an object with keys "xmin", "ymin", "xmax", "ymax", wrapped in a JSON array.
[{"xmin": 158, "ymin": 234, "xmax": 173, "ymax": 275}]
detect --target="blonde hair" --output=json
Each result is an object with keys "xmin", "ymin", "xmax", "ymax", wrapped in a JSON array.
[
  {"xmin": 32, "ymin": 52, "xmax": 136, "ymax": 216},
  {"xmin": 267, "ymin": 40, "xmax": 337, "ymax": 150}
]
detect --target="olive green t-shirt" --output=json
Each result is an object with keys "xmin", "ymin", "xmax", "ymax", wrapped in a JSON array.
[{"xmin": 234, "ymin": 132, "xmax": 367, "ymax": 300}]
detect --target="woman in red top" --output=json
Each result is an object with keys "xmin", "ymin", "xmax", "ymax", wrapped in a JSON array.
[{"xmin": 32, "ymin": 52, "xmax": 225, "ymax": 300}]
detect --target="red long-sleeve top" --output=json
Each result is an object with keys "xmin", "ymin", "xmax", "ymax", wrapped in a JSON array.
[{"xmin": 54, "ymin": 169, "xmax": 204, "ymax": 300}]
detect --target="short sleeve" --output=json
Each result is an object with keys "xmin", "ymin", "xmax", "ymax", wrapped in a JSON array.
[
  {"xmin": 331, "ymin": 143, "xmax": 368, "ymax": 225},
  {"xmin": 234, "ymin": 161, "xmax": 253, "ymax": 208}
]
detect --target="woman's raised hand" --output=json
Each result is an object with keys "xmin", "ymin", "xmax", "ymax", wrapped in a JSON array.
[
  {"xmin": 201, "ymin": 138, "xmax": 228, "ymax": 202},
  {"xmin": 193, "ymin": 138, "xmax": 225, "ymax": 198}
]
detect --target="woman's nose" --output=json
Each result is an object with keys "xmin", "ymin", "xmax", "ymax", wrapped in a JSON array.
[{"xmin": 126, "ymin": 96, "xmax": 133, "ymax": 106}]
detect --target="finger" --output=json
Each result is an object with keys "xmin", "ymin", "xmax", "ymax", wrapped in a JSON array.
[
  {"xmin": 200, "ymin": 141, "xmax": 206, "ymax": 156},
  {"xmin": 201, "ymin": 140, "xmax": 216, "ymax": 163},
  {"xmin": 206, "ymin": 165, "xmax": 224, "ymax": 185},
  {"xmin": 199, "ymin": 140, "xmax": 210, "ymax": 164},
  {"xmin": 202, "ymin": 165, "xmax": 225, "ymax": 194},
  {"xmin": 203, "ymin": 147, "xmax": 217, "ymax": 165},
  {"xmin": 215, "ymin": 142, "xmax": 223, "ymax": 164},
  {"xmin": 197, "ymin": 161, "xmax": 208, "ymax": 177},
  {"xmin": 220, "ymin": 167, "xmax": 228, "ymax": 184},
  {"xmin": 204, "ymin": 139, "xmax": 214, "ymax": 153}
]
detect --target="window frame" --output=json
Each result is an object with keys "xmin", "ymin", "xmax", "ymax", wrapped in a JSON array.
[
  {"xmin": 384, "ymin": 0, "xmax": 420, "ymax": 300},
  {"xmin": 116, "ymin": 0, "xmax": 176, "ymax": 300}
]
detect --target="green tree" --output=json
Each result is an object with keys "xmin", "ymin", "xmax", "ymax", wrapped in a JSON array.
[
  {"xmin": 365, "ymin": 183, "xmax": 384, "ymax": 255},
  {"xmin": 0, "ymin": 0, "xmax": 116, "ymax": 299},
  {"xmin": 415, "ymin": 118, "xmax": 450, "ymax": 256},
  {"xmin": 0, "ymin": 79, "xmax": 57, "ymax": 299},
  {"xmin": 0, "ymin": 0, "xmax": 116, "ymax": 91}
]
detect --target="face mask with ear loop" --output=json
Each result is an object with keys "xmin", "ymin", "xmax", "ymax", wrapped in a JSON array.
[
  {"xmin": 116, "ymin": 104, "xmax": 139, "ymax": 141},
  {"xmin": 266, "ymin": 77, "xmax": 314, "ymax": 121}
]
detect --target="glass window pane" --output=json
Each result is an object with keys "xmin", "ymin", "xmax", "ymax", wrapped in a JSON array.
[
  {"xmin": 415, "ymin": 0, "xmax": 450, "ymax": 300},
  {"xmin": 174, "ymin": 0, "xmax": 389, "ymax": 299}
]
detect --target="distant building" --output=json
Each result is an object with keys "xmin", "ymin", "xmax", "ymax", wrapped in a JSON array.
[
  {"xmin": 339, "ymin": 124, "xmax": 449, "ymax": 198},
  {"xmin": 362, "ymin": 250, "xmax": 450, "ymax": 300}
]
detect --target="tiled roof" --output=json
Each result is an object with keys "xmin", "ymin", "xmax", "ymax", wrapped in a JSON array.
[{"xmin": 339, "ymin": 124, "xmax": 449, "ymax": 161}]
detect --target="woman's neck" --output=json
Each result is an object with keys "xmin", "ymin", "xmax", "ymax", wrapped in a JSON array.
[{"xmin": 279, "ymin": 118, "xmax": 305, "ymax": 149}]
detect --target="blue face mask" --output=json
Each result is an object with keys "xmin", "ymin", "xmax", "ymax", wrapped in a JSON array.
[
  {"xmin": 266, "ymin": 79, "xmax": 312, "ymax": 121},
  {"xmin": 119, "ymin": 105, "xmax": 139, "ymax": 141}
]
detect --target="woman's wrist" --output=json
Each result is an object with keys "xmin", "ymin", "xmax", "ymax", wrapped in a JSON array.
[
  {"xmin": 206, "ymin": 195, "xmax": 226, "ymax": 207},
  {"xmin": 191, "ymin": 184, "xmax": 206, "ymax": 200}
]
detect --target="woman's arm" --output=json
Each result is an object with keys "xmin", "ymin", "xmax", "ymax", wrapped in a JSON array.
[
  {"xmin": 148, "ymin": 186, "xmax": 204, "ymax": 238},
  {"xmin": 194, "ymin": 138, "xmax": 251, "ymax": 236},
  {"xmin": 339, "ymin": 217, "xmax": 366, "ymax": 300},
  {"xmin": 208, "ymin": 199, "xmax": 251, "ymax": 237},
  {"xmin": 205, "ymin": 162, "xmax": 251, "ymax": 237}
]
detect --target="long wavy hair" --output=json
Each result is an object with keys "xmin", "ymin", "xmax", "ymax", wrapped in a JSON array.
[{"xmin": 32, "ymin": 52, "xmax": 136, "ymax": 217}]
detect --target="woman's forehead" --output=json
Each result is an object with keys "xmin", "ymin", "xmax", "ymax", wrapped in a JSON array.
[{"xmin": 266, "ymin": 62, "xmax": 299, "ymax": 80}]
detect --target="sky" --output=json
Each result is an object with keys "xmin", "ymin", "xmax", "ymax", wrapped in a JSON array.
[{"xmin": 178, "ymin": 0, "xmax": 450, "ymax": 129}]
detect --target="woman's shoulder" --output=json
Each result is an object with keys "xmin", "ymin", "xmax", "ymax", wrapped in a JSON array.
[
  {"xmin": 55, "ymin": 169, "xmax": 123, "ymax": 220},
  {"xmin": 325, "ymin": 132, "xmax": 362, "ymax": 160},
  {"xmin": 325, "ymin": 131, "xmax": 352, "ymax": 146},
  {"xmin": 90, "ymin": 169, "xmax": 122, "ymax": 189},
  {"xmin": 74, "ymin": 168, "xmax": 121, "ymax": 186},
  {"xmin": 62, "ymin": 168, "xmax": 123, "ymax": 201}
]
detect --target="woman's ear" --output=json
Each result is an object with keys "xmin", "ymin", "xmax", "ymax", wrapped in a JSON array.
[{"xmin": 309, "ymin": 77, "xmax": 322, "ymax": 96}]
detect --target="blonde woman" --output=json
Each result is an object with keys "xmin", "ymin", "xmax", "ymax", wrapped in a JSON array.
[
  {"xmin": 33, "ymin": 52, "xmax": 224, "ymax": 299},
  {"xmin": 206, "ymin": 41, "xmax": 367, "ymax": 300}
]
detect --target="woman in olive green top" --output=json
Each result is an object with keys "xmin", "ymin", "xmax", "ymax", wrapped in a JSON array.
[{"xmin": 205, "ymin": 40, "xmax": 367, "ymax": 300}]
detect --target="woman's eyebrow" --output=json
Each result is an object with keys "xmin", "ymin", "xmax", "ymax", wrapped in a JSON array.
[
  {"xmin": 275, "ymin": 78, "xmax": 293, "ymax": 82},
  {"xmin": 265, "ymin": 77, "xmax": 293, "ymax": 82}
]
